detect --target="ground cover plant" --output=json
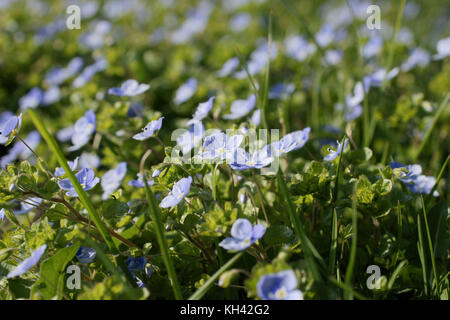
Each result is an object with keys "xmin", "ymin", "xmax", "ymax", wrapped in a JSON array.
[{"xmin": 0, "ymin": 0, "xmax": 448, "ymax": 300}]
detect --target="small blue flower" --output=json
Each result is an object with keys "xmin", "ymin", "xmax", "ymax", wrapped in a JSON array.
[
  {"xmin": 401, "ymin": 48, "xmax": 431, "ymax": 72},
  {"xmin": 108, "ymin": 79, "xmax": 150, "ymax": 97},
  {"xmin": 362, "ymin": 35, "xmax": 383, "ymax": 59},
  {"xmin": 133, "ymin": 117, "xmax": 164, "ymax": 141},
  {"xmin": 126, "ymin": 256, "xmax": 147, "ymax": 273},
  {"xmin": 76, "ymin": 246, "xmax": 97, "ymax": 264},
  {"xmin": 177, "ymin": 122, "xmax": 205, "ymax": 155},
  {"xmin": 230, "ymin": 13, "xmax": 251, "ymax": 32},
  {"xmin": 55, "ymin": 157, "xmax": 79, "ymax": 177},
  {"xmin": 315, "ymin": 23, "xmax": 335, "ymax": 47},
  {"xmin": 1, "ymin": 131, "xmax": 40, "ymax": 168},
  {"xmin": 58, "ymin": 168, "xmax": 100, "ymax": 197},
  {"xmin": 433, "ymin": 36, "xmax": 450, "ymax": 60},
  {"xmin": 7, "ymin": 244, "xmax": 47, "ymax": 279},
  {"xmin": 160, "ymin": 176, "xmax": 193, "ymax": 208},
  {"xmin": 257, "ymin": 270, "xmax": 303, "ymax": 300},
  {"xmin": 250, "ymin": 109, "xmax": 261, "ymax": 127},
  {"xmin": 223, "ymin": 94, "xmax": 256, "ymax": 120},
  {"xmin": 363, "ymin": 68, "xmax": 399, "ymax": 92},
  {"xmin": 174, "ymin": 78, "xmax": 197, "ymax": 105},
  {"xmin": 389, "ymin": 162, "xmax": 438, "ymax": 196},
  {"xmin": 187, "ymin": 96, "xmax": 215, "ymax": 125},
  {"xmin": 200, "ymin": 132, "xmax": 244, "ymax": 160},
  {"xmin": 0, "ymin": 208, "xmax": 5, "ymax": 220},
  {"xmin": 152, "ymin": 169, "xmax": 162, "ymax": 178},
  {"xmin": 14, "ymin": 197, "xmax": 42, "ymax": 215},
  {"xmin": 45, "ymin": 57, "xmax": 84, "ymax": 86},
  {"xmin": 42, "ymin": 86, "xmax": 61, "ymax": 106},
  {"xmin": 270, "ymin": 127, "xmax": 310, "ymax": 157},
  {"xmin": 0, "ymin": 113, "xmax": 22, "ymax": 143},
  {"xmin": 68, "ymin": 110, "xmax": 96, "ymax": 152},
  {"xmin": 323, "ymin": 138, "xmax": 348, "ymax": 161},
  {"xmin": 284, "ymin": 35, "xmax": 316, "ymax": 62},
  {"xmin": 219, "ymin": 218, "xmax": 266, "ymax": 252},
  {"xmin": 269, "ymin": 83, "xmax": 295, "ymax": 100},
  {"xmin": 217, "ymin": 57, "xmax": 239, "ymax": 77},
  {"xmin": 72, "ymin": 58, "xmax": 108, "ymax": 88},
  {"xmin": 324, "ymin": 49, "xmax": 343, "ymax": 66},
  {"xmin": 229, "ymin": 147, "xmax": 273, "ymax": 171},
  {"xmin": 101, "ymin": 162, "xmax": 127, "ymax": 200},
  {"xmin": 79, "ymin": 152, "xmax": 101, "ymax": 169},
  {"xmin": 19, "ymin": 88, "xmax": 43, "ymax": 110},
  {"xmin": 128, "ymin": 173, "xmax": 154, "ymax": 188}
]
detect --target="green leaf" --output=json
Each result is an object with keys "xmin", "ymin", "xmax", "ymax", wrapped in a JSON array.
[
  {"xmin": 356, "ymin": 175, "xmax": 374, "ymax": 204},
  {"xmin": 30, "ymin": 244, "xmax": 80, "ymax": 300}
]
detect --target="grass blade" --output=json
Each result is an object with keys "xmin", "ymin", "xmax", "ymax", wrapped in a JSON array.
[
  {"xmin": 344, "ymin": 181, "xmax": 358, "ymax": 299},
  {"xmin": 414, "ymin": 93, "xmax": 450, "ymax": 161},
  {"xmin": 189, "ymin": 252, "xmax": 243, "ymax": 300},
  {"xmin": 144, "ymin": 178, "xmax": 183, "ymax": 300},
  {"xmin": 28, "ymin": 109, "xmax": 116, "ymax": 250}
]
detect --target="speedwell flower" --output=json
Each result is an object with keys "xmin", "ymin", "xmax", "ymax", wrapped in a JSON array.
[
  {"xmin": 219, "ymin": 218, "xmax": 266, "ymax": 252},
  {"xmin": 133, "ymin": 117, "xmax": 164, "ymax": 141},
  {"xmin": 76, "ymin": 246, "xmax": 97, "ymax": 264},
  {"xmin": 257, "ymin": 270, "xmax": 303, "ymax": 300},
  {"xmin": 58, "ymin": 168, "xmax": 100, "ymax": 197},
  {"xmin": 7, "ymin": 244, "xmax": 47, "ymax": 279},
  {"xmin": 323, "ymin": 138, "xmax": 348, "ymax": 161},
  {"xmin": 108, "ymin": 79, "xmax": 150, "ymax": 96},
  {"xmin": 160, "ymin": 176, "xmax": 192, "ymax": 208},
  {"xmin": 389, "ymin": 162, "xmax": 438, "ymax": 196},
  {"xmin": 269, "ymin": 127, "xmax": 310, "ymax": 157},
  {"xmin": 0, "ymin": 113, "xmax": 22, "ymax": 143},
  {"xmin": 223, "ymin": 94, "xmax": 256, "ymax": 120},
  {"xmin": 174, "ymin": 78, "xmax": 197, "ymax": 105},
  {"xmin": 200, "ymin": 132, "xmax": 244, "ymax": 161},
  {"xmin": 101, "ymin": 162, "xmax": 127, "ymax": 200},
  {"xmin": 68, "ymin": 110, "xmax": 96, "ymax": 152},
  {"xmin": 187, "ymin": 96, "xmax": 215, "ymax": 125}
]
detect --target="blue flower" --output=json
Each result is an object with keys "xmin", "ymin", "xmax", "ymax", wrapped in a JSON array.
[
  {"xmin": 363, "ymin": 68, "xmax": 399, "ymax": 92},
  {"xmin": 44, "ymin": 57, "xmax": 84, "ymax": 86},
  {"xmin": 0, "ymin": 113, "xmax": 22, "ymax": 143},
  {"xmin": 68, "ymin": 110, "xmax": 96, "ymax": 152},
  {"xmin": 72, "ymin": 58, "xmax": 108, "ymax": 88},
  {"xmin": 58, "ymin": 168, "xmax": 100, "ymax": 197},
  {"xmin": 324, "ymin": 139, "xmax": 348, "ymax": 161},
  {"xmin": 362, "ymin": 35, "xmax": 383, "ymax": 59},
  {"xmin": 7, "ymin": 244, "xmax": 47, "ymax": 279},
  {"xmin": 126, "ymin": 256, "xmax": 147, "ymax": 273},
  {"xmin": 174, "ymin": 78, "xmax": 197, "ymax": 105},
  {"xmin": 217, "ymin": 57, "xmax": 239, "ymax": 77},
  {"xmin": 269, "ymin": 127, "xmax": 310, "ymax": 157},
  {"xmin": 108, "ymin": 79, "xmax": 150, "ymax": 96},
  {"xmin": 176, "ymin": 122, "xmax": 205, "ymax": 155},
  {"xmin": 101, "ymin": 162, "xmax": 127, "ymax": 200},
  {"xmin": 200, "ymin": 132, "xmax": 244, "ymax": 160},
  {"xmin": 19, "ymin": 88, "xmax": 43, "ymax": 110},
  {"xmin": 42, "ymin": 86, "xmax": 61, "ymax": 106},
  {"xmin": 76, "ymin": 246, "xmax": 97, "ymax": 264},
  {"xmin": 79, "ymin": 152, "xmax": 101, "ymax": 169},
  {"xmin": 229, "ymin": 147, "xmax": 273, "ymax": 171},
  {"xmin": 234, "ymin": 42, "xmax": 277, "ymax": 78},
  {"xmin": 187, "ymin": 96, "xmax": 215, "ymax": 125},
  {"xmin": 55, "ymin": 157, "xmax": 79, "ymax": 177},
  {"xmin": 390, "ymin": 162, "xmax": 438, "ymax": 196},
  {"xmin": 129, "ymin": 173, "xmax": 154, "ymax": 188},
  {"xmin": 133, "ymin": 117, "xmax": 164, "ymax": 141},
  {"xmin": 250, "ymin": 109, "xmax": 261, "ymax": 127},
  {"xmin": 80, "ymin": 20, "xmax": 111, "ymax": 50},
  {"xmin": 0, "ymin": 208, "xmax": 5, "ymax": 220},
  {"xmin": 284, "ymin": 35, "xmax": 316, "ymax": 62},
  {"xmin": 219, "ymin": 218, "xmax": 266, "ymax": 252},
  {"xmin": 230, "ymin": 13, "xmax": 251, "ymax": 32},
  {"xmin": 223, "ymin": 94, "xmax": 256, "ymax": 120},
  {"xmin": 160, "ymin": 176, "xmax": 192, "ymax": 208},
  {"xmin": 257, "ymin": 270, "xmax": 303, "ymax": 300},
  {"xmin": 315, "ymin": 23, "xmax": 335, "ymax": 47},
  {"xmin": 269, "ymin": 83, "xmax": 295, "ymax": 100},
  {"xmin": 324, "ymin": 49, "xmax": 343, "ymax": 65},
  {"xmin": 433, "ymin": 36, "xmax": 450, "ymax": 60},
  {"xmin": 339, "ymin": 82, "xmax": 364, "ymax": 121},
  {"xmin": 1, "ymin": 131, "xmax": 40, "ymax": 168},
  {"xmin": 14, "ymin": 197, "xmax": 42, "ymax": 215},
  {"xmin": 401, "ymin": 48, "xmax": 431, "ymax": 72},
  {"xmin": 152, "ymin": 169, "xmax": 162, "ymax": 178}
]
